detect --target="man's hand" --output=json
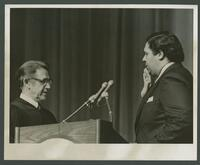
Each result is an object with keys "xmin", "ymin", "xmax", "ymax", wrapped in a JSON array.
[
  {"xmin": 143, "ymin": 68, "xmax": 151, "ymax": 87},
  {"xmin": 141, "ymin": 68, "xmax": 151, "ymax": 97}
]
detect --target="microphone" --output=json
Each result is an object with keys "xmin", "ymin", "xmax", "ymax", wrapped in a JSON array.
[
  {"xmin": 62, "ymin": 82, "xmax": 108, "ymax": 122},
  {"xmin": 88, "ymin": 82, "xmax": 108, "ymax": 103},
  {"xmin": 97, "ymin": 80, "xmax": 114, "ymax": 103}
]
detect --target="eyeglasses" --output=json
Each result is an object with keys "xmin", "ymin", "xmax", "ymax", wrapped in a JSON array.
[{"xmin": 29, "ymin": 78, "xmax": 53, "ymax": 85}]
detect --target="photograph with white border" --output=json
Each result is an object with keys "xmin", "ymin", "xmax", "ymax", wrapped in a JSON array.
[{"xmin": 4, "ymin": 4, "xmax": 198, "ymax": 160}]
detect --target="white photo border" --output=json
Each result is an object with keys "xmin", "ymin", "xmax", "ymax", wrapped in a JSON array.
[{"xmin": 4, "ymin": 4, "xmax": 198, "ymax": 160}]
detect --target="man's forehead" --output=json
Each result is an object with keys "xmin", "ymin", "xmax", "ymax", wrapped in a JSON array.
[
  {"xmin": 144, "ymin": 42, "xmax": 150, "ymax": 51},
  {"xmin": 35, "ymin": 68, "xmax": 49, "ymax": 77}
]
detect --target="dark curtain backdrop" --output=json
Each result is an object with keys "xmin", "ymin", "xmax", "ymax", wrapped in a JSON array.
[{"xmin": 10, "ymin": 8, "xmax": 193, "ymax": 142}]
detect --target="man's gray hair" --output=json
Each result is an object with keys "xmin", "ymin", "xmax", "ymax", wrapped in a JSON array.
[{"xmin": 16, "ymin": 60, "xmax": 49, "ymax": 89}]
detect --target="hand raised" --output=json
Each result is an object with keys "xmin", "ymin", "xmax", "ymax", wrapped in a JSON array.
[
  {"xmin": 141, "ymin": 68, "xmax": 151, "ymax": 98},
  {"xmin": 143, "ymin": 68, "xmax": 151, "ymax": 87}
]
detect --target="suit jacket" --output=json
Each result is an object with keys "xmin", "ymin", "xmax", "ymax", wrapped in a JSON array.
[
  {"xmin": 10, "ymin": 98, "xmax": 57, "ymax": 143},
  {"xmin": 135, "ymin": 63, "xmax": 193, "ymax": 143}
]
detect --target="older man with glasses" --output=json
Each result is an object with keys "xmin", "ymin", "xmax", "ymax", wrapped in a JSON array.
[{"xmin": 10, "ymin": 60, "xmax": 57, "ymax": 143}]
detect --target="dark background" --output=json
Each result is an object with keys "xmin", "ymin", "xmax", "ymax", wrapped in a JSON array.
[{"xmin": 10, "ymin": 8, "xmax": 193, "ymax": 143}]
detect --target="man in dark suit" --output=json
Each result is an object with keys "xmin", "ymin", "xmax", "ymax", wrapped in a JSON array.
[
  {"xmin": 10, "ymin": 60, "xmax": 57, "ymax": 143},
  {"xmin": 135, "ymin": 31, "xmax": 193, "ymax": 143}
]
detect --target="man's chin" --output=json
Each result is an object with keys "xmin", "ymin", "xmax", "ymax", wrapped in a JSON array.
[
  {"xmin": 146, "ymin": 68, "xmax": 153, "ymax": 76},
  {"xmin": 39, "ymin": 95, "xmax": 47, "ymax": 101}
]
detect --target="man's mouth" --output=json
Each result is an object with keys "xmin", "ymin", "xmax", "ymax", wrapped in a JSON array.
[{"xmin": 42, "ymin": 91, "xmax": 48, "ymax": 95}]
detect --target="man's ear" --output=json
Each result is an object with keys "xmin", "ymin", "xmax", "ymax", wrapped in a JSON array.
[
  {"xmin": 158, "ymin": 51, "xmax": 165, "ymax": 60},
  {"xmin": 23, "ymin": 78, "xmax": 32, "ymax": 90},
  {"xmin": 23, "ymin": 78, "xmax": 29, "ymax": 87}
]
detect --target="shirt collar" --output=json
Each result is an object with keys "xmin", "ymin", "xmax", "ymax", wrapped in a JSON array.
[
  {"xmin": 20, "ymin": 93, "xmax": 39, "ymax": 109},
  {"xmin": 155, "ymin": 62, "xmax": 175, "ymax": 83}
]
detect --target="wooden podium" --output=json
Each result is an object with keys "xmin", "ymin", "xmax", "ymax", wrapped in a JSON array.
[{"xmin": 15, "ymin": 119, "xmax": 100, "ymax": 143}]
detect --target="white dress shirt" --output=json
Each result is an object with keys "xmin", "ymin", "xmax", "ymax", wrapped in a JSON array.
[{"xmin": 155, "ymin": 62, "xmax": 175, "ymax": 83}]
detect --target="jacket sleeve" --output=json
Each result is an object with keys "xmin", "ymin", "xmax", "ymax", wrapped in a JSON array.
[{"xmin": 156, "ymin": 75, "xmax": 193, "ymax": 143}]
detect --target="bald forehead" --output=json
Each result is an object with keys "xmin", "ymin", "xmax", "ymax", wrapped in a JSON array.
[{"xmin": 34, "ymin": 68, "xmax": 50, "ymax": 79}]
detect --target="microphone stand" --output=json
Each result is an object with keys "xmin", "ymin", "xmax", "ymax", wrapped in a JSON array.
[
  {"xmin": 62, "ymin": 99, "xmax": 91, "ymax": 123},
  {"xmin": 104, "ymin": 95, "xmax": 112, "ymax": 122}
]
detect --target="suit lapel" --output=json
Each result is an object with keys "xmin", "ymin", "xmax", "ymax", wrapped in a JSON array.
[
  {"xmin": 135, "ymin": 63, "xmax": 180, "ymax": 132},
  {"xmin": 137, "ymin": 63, "xmax": 179, "ymax": 114},
  {"xmin": 135, "ymin": 82, "xmax": 158, "ymax": 130}
]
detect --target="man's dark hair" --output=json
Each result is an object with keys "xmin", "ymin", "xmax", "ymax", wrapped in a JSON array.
[
  {"xmin": 16, "ymin": 60, "xmax": 49, "ymax": 89},
  {"xmin": 146, "ymin": 31, "xmax": 184, "ymax": 62}
]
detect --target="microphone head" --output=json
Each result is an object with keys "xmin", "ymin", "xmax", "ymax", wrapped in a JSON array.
[
  {"xmin": 108, "ymin": 80, "xmax": 114, "ymax": 86},
  {"xmin": 102, "ymin": 82, "xmax": 108, "ymax": 88}
]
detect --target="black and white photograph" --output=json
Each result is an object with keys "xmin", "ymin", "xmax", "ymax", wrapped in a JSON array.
[{"xmin": 4, "ymin": 4, "xmax": 198, "ymax": 160}]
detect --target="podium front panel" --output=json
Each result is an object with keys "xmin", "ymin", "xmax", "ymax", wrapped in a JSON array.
[{"xmin": 15, "ymin": 119, "xmax": 99, "ymax": 143}]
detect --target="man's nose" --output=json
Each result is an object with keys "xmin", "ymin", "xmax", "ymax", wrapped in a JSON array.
[
  {"xmin": 45, "ymin": 82, "xmax": 51, "ymax": 89},
  {"xmin": 142, "ymin": 55, "xmax": 146, "ymax": 62}
]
